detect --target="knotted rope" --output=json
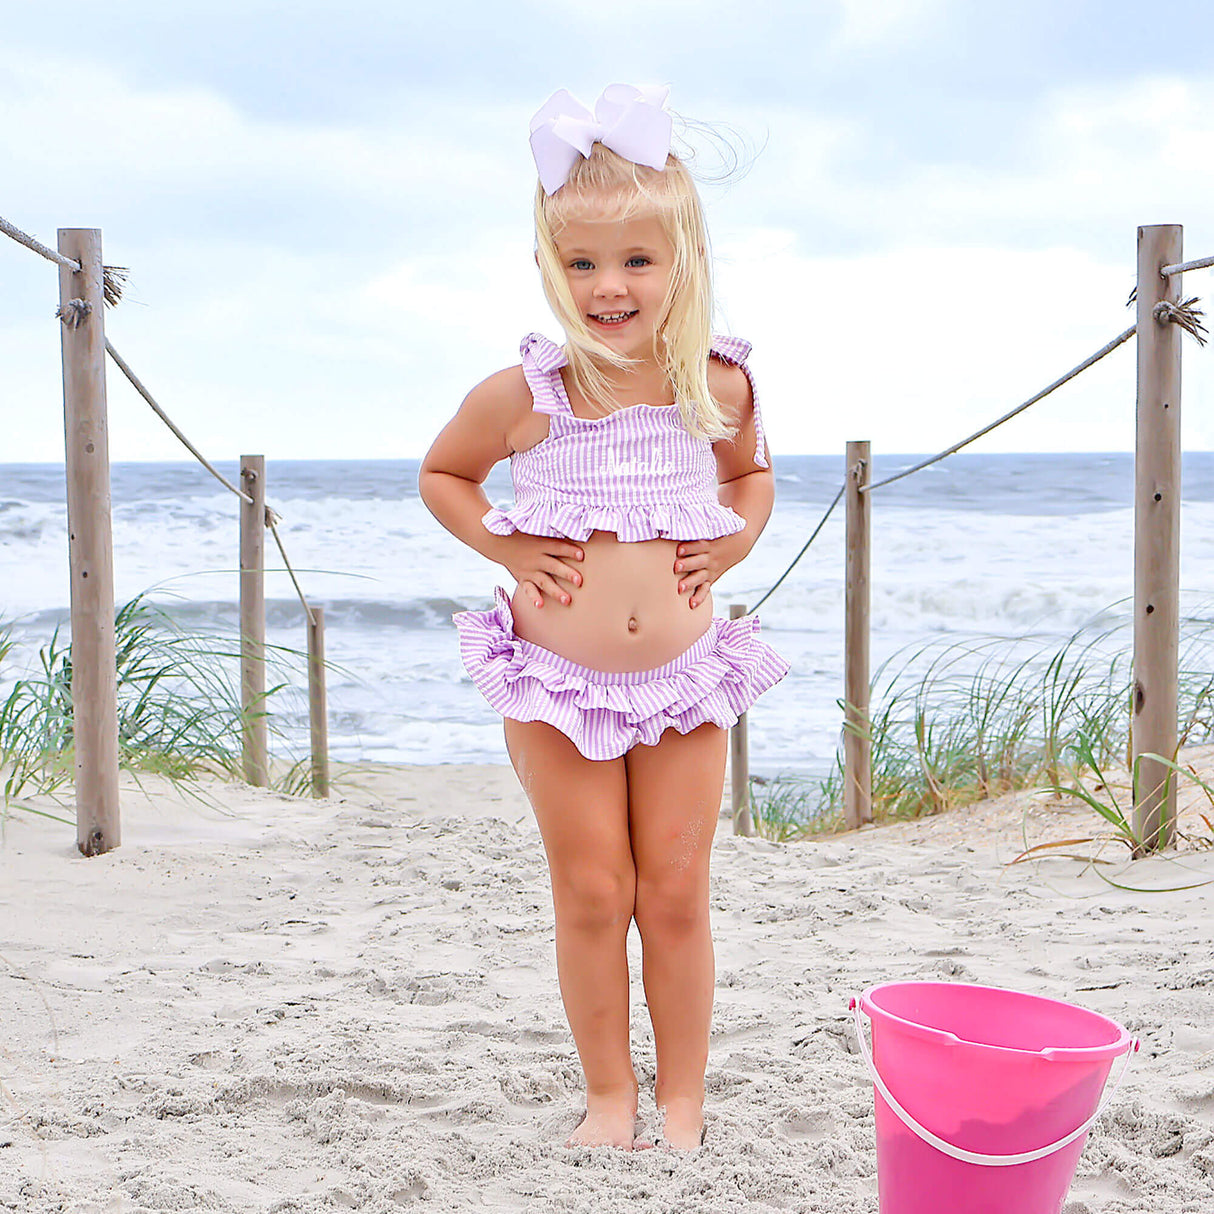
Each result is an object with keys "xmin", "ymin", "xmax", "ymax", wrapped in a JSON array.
[
  {"xmin": 1, "ymin": 214, "xmax": 128, "ymax": 305},
  {"xmin": 55, "ymin": 299, "xmax": 92, "ymax": 329},
  {"xmin": 1152, "ymin": 297, "xmax": 1208, "ymax": 345}
]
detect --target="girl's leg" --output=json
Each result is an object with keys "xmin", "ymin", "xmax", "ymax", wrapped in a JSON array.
[
  {"xmin": 503, "ymin": 717, "xmax": 639, "ymax": 1149},
  {"xmin": 625, "ymin": 721, "xmax": 727, "ymax": 1149}
]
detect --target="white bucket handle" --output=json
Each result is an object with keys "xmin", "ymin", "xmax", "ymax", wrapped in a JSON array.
[{"xmin": 850, "ymin": 997, "xmax": 1139, "ymax": 1167}]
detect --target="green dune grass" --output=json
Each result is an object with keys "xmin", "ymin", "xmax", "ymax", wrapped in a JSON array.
[
  {"xmin": 0, "ymin": 594, "xmax": 316, "ymax": 814},
  {"xmin": 751, "ymin": 608, "xmax": 1214, "ymax": 843}
]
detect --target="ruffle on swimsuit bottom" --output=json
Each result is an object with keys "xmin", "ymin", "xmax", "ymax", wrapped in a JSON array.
[
  {"xmin": 452, "ymin": 586, "xmax": 789, "ymax": 761},
  {"xmin": 481, "ymin": 499, "xmax": 746, "ymax": 543}
]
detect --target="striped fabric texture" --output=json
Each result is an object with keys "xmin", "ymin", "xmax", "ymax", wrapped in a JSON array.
[
  {"xmin": 455, "ymin": 331, "xmax": 788, "ymax": 759},
  {"xmin": 454, "ymin": 587, "xmax": 789, "ymax": 761},
  {"xmin": 481, "ymin": 333, "xmax": 769, "ymax": 543}
]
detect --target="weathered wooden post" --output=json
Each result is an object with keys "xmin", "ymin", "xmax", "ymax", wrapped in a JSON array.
[
  {"xmin": 240, "ymin": 455, "xmax": 269, "ymax": 786},
  {"xmin": 844, "ymin": 440, "xmax": 872, "ymax": 828},
  {"xmin": 307, "ymin": 606, "xmax": 330, "ymax": 798},
  {"xmin": 58, "ymin": 229, "xmax": 121, "ymax": 856},
  {"xmin": 729, "ymin": 603, "xmax": 753, "ymax": 836},
  {"xmin": 1133, "ymin": 224, "xmax": 1182, "ymax": 853}
]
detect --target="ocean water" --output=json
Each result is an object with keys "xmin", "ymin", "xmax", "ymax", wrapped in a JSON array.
[{"xmin": 2, "ymin": 453, "xmax": 1213, "ymax": 776}]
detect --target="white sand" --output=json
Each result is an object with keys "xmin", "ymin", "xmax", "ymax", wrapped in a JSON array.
[{"xmin": 2, "ymin": 754, "xmax": 1213, "ymax": 1213}]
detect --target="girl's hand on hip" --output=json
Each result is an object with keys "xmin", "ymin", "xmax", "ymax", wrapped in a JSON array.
[
  {"xmin": 500, "ymin": 533, "xmax": 584, "ymax": 608},
  {"xmin": 674, "ymin": 534, "xmax": 746, "ymax": 609}
]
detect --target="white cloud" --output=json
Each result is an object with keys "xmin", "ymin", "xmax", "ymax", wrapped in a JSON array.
[
  {"xmin": 0, "ymin": 48, "xmax": 520, "ymax": 224},
  {"xmin": 1044, "ymin": 75, "xmax": 1214, "ymax": 196},
  {"xmin": 714, "ymin": 71, "xmax": 1214, "ymax": 269},
  {"xmin": 829, "ymin": 0, "xmax": 948, "ymax": 50}
]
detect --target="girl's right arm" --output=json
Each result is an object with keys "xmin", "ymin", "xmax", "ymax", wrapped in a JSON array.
[{"xmin": 418, "ymin": 367, "xmax": 584, "ymax": 607}]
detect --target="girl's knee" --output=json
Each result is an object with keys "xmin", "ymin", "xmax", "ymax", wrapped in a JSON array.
[
  {"xmin": 633, "ymin": 874, "xmax": 708, "ymax": 938},
  {"xmin": 553, "ymin": 863, "xmax": 636, "ymax": 932}
]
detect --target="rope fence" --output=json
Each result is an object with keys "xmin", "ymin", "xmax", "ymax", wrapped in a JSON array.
[
  {"xmin": 745, "ymin": 275, "xmax": 1210, "ymax": 608},
  {"xmin": 1, "ymin": 216, "xmax": 129, "ymax": 307},
  {"xmin": 4, "ymin": 210, "xmax": 1212, "ymax": 853},
  {"xmin": 747, "ymin": 483, "xmax": 845, "ymax": 616},
  {"xmin": 1163, "ymin": 254, "xmax": 1214, "ymax": 277},
  {"xmin": 0, "ymin": 216, "xmax": 320, "ymax": 617},
  {"xmin": 267, "ymin": 512, "xmax": 316, "ymax": 627},
  {"xmin": 103, "ymin": 339, "xmax": 254, "ymax": 505},
  {"xmin": 734, "ymin": 231, "xmax": 1208, "ymax": 848},
  {"xmin": 2, "ymin": 213, "xmax": 334, "ymax": 849},
  {"xmin": 103, "ymin": 337, "xmax": 318, "ymax": 634},
  {"xmin": 741, "ymin": 321, "xmax": 1143, "ymax": 612},
  {"xmin": 864, "ymin": 324, "xmax": 1139, "ymax": 493},
  {"xmin": 0, "ymin": 215, "xmax": 80, "ymax": 271}
]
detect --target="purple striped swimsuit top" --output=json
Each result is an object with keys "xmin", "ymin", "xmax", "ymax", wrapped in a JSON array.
[{"xmin": 481, "ymin": 333, "xmax": 768, "ymax": 544}]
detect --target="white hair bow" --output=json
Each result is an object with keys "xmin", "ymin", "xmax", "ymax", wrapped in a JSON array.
[{"xmin": 529, "ymin": 84, "xmax": 673, "ymax": 195}]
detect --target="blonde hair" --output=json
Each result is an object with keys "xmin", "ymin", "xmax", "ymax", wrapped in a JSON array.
[{"xmin": 533, "ymin": 143, "xmax": 735, "ymax": 442}]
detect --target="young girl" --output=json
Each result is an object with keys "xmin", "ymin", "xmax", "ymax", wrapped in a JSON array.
[{"xmin": 418, "ymin": 84, "xmax": 787, "ymax": 1152}]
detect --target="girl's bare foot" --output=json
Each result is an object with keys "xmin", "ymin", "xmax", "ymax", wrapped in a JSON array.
[
  {"xmin": 658, "ymin": 1096, "xmax": 705, "ymax": 1150},
  {"xmin": 566, "ymin": 1090, "xmax": 639, "ymax": 1149}
]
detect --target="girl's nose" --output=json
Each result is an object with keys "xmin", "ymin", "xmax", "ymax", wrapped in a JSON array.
[{"xmin": 593, "ymin": 273, "xmax": 627, "ymax": 297}]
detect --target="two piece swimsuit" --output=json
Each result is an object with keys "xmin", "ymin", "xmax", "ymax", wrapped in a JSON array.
[{"xmin": 452, "ymin": 333, "xmax": 788, "ymax": 761}]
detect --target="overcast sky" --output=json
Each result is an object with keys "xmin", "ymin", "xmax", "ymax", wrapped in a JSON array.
[{"xmin": 3, "ymin": 0, "xmax": 1213, "ymax": 462}]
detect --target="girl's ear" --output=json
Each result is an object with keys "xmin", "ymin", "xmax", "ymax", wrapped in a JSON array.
[{"xmin": 534, "ymin": 250, "xmax": 540, "ymax": 268}]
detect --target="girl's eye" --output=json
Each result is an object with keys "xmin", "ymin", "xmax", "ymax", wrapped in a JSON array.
[
  {"xmin": 627, "ymin": 256, "xmax": 651, "ymax": 268},
  {"xmin": 570, "ymin": 259, "xmax": 593, "ymax": 271}
]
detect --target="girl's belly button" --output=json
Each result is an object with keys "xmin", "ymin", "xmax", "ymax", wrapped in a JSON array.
[{"xmin": 627, "ymin": 616, "xmax": 640, "ymax": 633}]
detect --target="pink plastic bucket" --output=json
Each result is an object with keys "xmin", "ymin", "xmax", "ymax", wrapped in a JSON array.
[{"xmin": 853, "ymin": 982, "xmax": 1137, "ymax": 1214}]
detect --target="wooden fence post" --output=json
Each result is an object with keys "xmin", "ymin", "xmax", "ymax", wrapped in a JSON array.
[
  {"xmin": 58, "ymin": 229, "xmax": 120, "ymax": 856},
  {"xmin": 308, "ymin": 606, "xmax": 330, "ymax": 798},
  {"xmin": 729, "ymin": 603, "xmax": 753, "ymax": 836},
  {"xmin": 844, "ymin": 441, "xmax": 872, "ymax": 829},
  {"xmin": 240, "ymin": 455, "xmax": 268, "ymax": 786},
  {"xmin": 1133, "ymin": 224, "xmax": 1182, "ymax": 853}
]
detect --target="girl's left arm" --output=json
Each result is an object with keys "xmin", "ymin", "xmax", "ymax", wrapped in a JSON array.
[{"xmin": 674, "ymin": 364, "xmax": 774, "ymax": 609}]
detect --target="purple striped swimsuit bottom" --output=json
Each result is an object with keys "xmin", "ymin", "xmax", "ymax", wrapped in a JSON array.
[{"xmin": 453, "ymin": 587, "xmax": 789, "ymax": 762}]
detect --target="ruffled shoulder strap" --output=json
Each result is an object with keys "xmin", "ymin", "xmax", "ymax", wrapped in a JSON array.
[
  {"xmin": 710, "ymin": 335, "xmax": 769, "ymax": 470},
  {"xmin": 520, "ymin": 333, "xmax": 571, "ymax": 416}
]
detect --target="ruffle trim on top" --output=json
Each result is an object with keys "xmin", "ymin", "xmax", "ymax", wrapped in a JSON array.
[
  {"xmin": 519, "ymin": 331, "xmax": 770, "ymax": 469},
  {"xmin": 452, "ymin": 587, "xmax": 789, "ymax": 761},
  {"xmin": 481, "ymin": 500, "xmax": 746, "ymax": 543}
]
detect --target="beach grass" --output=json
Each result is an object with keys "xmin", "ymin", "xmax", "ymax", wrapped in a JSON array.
[
  {"xmin": 1011, "ymin": 740, "xmax": 1214, "ymax": 869},
  {"xmin": 0, "ymin": 593, "xmax": 318, "ymax": 814},
  {"xmin": 751, "ymin": 607, "xmax": 1214, "ymax": 843}
]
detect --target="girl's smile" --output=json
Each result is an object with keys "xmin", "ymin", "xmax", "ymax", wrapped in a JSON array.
[
  {"xmin": 589, "ymin": 309, "xmax": 638, "ymax": 328},
  {"xmin": 555, "ymin": 214, "xmax": 674, "ymax": 358}
]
